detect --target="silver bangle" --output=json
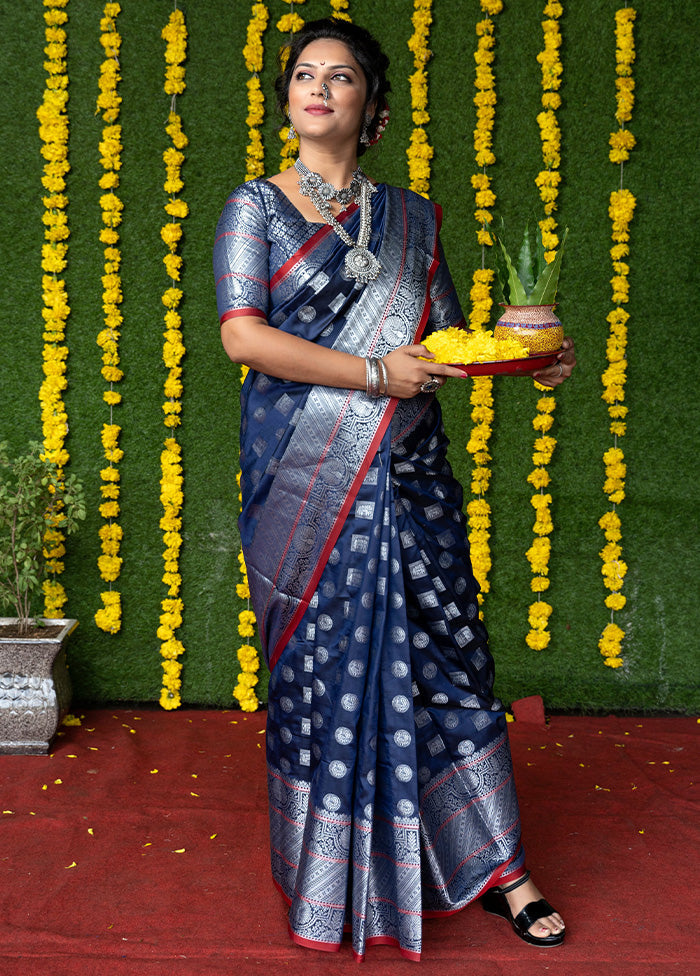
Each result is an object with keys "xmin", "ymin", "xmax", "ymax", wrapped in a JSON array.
[{"xmin": 365, "ymin": 357, "xmax": 381, "ymax": 397}]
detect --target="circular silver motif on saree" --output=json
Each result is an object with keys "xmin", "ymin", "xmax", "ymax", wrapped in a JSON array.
[
  {"xmin": 391, "ymin": 661, "xmax": 408, "ymax": 679},
  {"xmin": 321, "ymin": 323, "xmax": 334, "ymax": 337},
  {"xmin": 354, "ymin": 626, "xmax": 370, "ymax": 644},
  {"xmin": 279, "ymin": 696, "xmax": 294, "ymax": 713},
  {"xmin": 281, "ymin": 665, "xmax": 295, "ymax": 683},
  {"xmin": 361, "ymin": 591, "xmax": 374, "ymax": 609},
  {"xmin": 279, "ymin": 757, "xmax": 291, "ymax": 773},
  {"xmin": 391, "ymin": 558, "xmax": 400, "ymax": 575},
  {"xmin": 422, "ymin": 662, "xmax": 438, "ymax": 680},
  {"xmin": 397, "ymin": 799, "xmax": 415, "ymax": 817},
  {"xmin": 394, "ymin": 729, "xmax": 411, "ymax": 748},
  {"xmin": 315, "ymin": 647, "xmax": 329, "ymax": 664},
  {"xmin": 392, "ymin": 694, "xmax": 410, "ymax": 714},
  {"xmin": 445, "ymin": 712, "xmax": 459, "ymax": 730},
  {"xmin": 311, "ymin": 710, "xmax": 324, "ymax": 729},
  {"xmin": 438, "ymin": 552, "xmax": 454, "ymax": 569},
  {"xmin": 280, "ymin": 727, "xmax": 293, "ymax": 744},
  {"xmin": 253, "ymin": 407, "xmax": 266, "ymax": 423},
  {"xmin": 341, "ymin": 693, "xmax": 360, "ymax": 711},
  {"xmin": 391, "ymin": 592, "xmax": 404, "ymax": 609},
  {"xmin": 317, "ymin": 613, "xmax": 333, "ymax": 632},
  {"xmin": 467, "ymin": 603, "xmax": 478, "ymax": 620},
  {"xmin": 368, "ymin": 558, "xmax": 378, "ymax": 573},
  {"xmin": 395, "ymin": 764, "xmax": 413, "ymax": 783},
  {"xmin": 329, "ymin": 548, "xmax": 340, "ymax": 565},
  {"xmin": 348, "ymin": 659, "xmax": 366, "ymax": 677},
  {"xmin": 413, "ymin": 631, "xmax": 429, "ymax": 649},
  {"xmin": 455, "ymin": 577, "xmax": 467, "ymax": 594},
  {"xmin": 323, "ymin": 793, "xmax": 341, "ymax": 812},
  {"xmin": 458, "ymin": 739, "xmax": 475, "ymax": 756},
  {"xmin": 364, "ymin": 803, "xmax": 373, "ymax": 820},
  {"xmin": 329, "ymin": 760, "xmax": 348, "ymax": 779},
  {"xmin": 366, "ymin": 769, "xmax": 375, "ymax": 786},
  {"xmin": 312, "ymin": 743, "xmax": 322, "ymax": 759},
  {"xmin": 312, "ymin": 678, "xmax": 326, "ymax": 697},
  {"xmin": 335, "ymin": 726, "xmax": 353, "ymax": 745},
  {"xmin": 374, "ymin": 524, "xmax": 382, "ymax": 539},
  {"xmin": 322, "ymin": 581, "xmax": 336, "ymax": 598},
  {"xmin": 391, "ymin": 626, "xmax": 407, "ymax": 645},
  {"xmin": 297, "ymin": 305, "xmax": 317, "ymax": 322},
  {"xmin": 418, "ymin": 766, "xmax": 431, "ymax": 784},
  {"xmin": 370, "ymin": 735, "xmax": 378, "ymax": 751},
  {"xmin": 432, "ymin": 692, "xmax": 449, "ymax": 705}
]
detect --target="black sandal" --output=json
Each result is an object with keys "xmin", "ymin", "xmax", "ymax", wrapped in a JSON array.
[{"xmin": 481, "ymin": 870, "xmax": 565, "ymax": 947}]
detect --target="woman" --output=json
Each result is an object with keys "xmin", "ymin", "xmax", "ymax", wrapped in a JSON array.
[{"xmin": 214, "ymin": 18, "xmax": 574, "ymax": 961}]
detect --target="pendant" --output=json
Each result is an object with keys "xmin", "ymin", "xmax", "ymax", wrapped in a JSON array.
[{"xmin": 345, "ymin": 247, "xmax": 381, "ymax": 283}]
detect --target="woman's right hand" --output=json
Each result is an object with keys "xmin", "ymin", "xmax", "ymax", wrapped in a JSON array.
[{"xmin": 382, "ymin": 345, "xmax": 467, "ymax": 399}]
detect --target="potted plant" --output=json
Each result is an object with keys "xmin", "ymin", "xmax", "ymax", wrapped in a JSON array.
[
  {"xmin": 0, "ymin": 441, "xmax": 85, "ymax": 754},
  {"xmin": 491, "ymin": 218, "xmax": 569, "ymax": 353}
]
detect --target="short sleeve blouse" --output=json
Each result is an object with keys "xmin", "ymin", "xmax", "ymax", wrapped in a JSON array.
[{"xmin": 213, "ymin": 182, "xmax": 271, "ymax": 323}]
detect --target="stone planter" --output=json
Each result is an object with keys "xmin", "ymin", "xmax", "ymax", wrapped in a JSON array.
[{"xmin": 0, "ymin": 618, "xmax": 77, "ymax": 755}]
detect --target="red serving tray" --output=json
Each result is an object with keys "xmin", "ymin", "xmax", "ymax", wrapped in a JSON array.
[{"xmin": 451, "ymin": 350, "xmax": 560, "ymax": 376}]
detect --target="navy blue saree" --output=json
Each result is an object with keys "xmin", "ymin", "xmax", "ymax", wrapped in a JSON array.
[{"xmin": 214, "ymin": 180, "xmax": 525, "ymax": 960}]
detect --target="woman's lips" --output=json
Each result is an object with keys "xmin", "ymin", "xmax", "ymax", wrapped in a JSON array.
[{"xmin": 305, "ymin": 106, "xmax": 333, "ymax": 115}]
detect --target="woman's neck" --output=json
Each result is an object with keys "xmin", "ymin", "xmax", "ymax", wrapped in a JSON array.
[{"xmin": 297, "ymin": 144, "xmax": 361, "ymax": 189}]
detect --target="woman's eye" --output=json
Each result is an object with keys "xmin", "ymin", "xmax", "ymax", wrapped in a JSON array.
[
  {"xmin": 294, "ymin": 70, "xmax": 312, "ymax": 80},
  {"xmin": 332, "ymin": 73, "xmax": 351, "ymax": 82}
]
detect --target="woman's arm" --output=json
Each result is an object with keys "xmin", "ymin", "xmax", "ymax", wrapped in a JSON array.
[{"xmin": 221, "ymin": 314, "xmax": 468, "ymax": 399}]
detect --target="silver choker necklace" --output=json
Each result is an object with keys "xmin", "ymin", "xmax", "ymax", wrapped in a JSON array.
[{"xmin": 295, "ymin": 159, "xmax": 381, "ymax": 284}]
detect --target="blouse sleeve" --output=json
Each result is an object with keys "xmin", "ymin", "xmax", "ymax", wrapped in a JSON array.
[
  {"xmin": 213, "ymin": 182, "xmax": 270, "ymax": 324},
  {"xmin": 425, "ymin": 238, "xmax": 467, "ymax": 335}
]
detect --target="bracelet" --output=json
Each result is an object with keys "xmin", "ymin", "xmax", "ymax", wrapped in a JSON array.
[
  {"xmin": 378, "ymin": 357, "xmax": 388, "ymax": 396},
  {"xmin": 367, "ymin": 357, "xmax": 381, "ymax": 397}
]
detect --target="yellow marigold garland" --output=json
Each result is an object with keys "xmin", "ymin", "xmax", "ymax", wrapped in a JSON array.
[
  {"xmin": 277, "ymin": 1, "xmax": 305, "ymax": 170},
  {"xmin": 466, "ymin": 2, "xmax": 502, "ymax": 609},
  {"xmin": 525, "ymin": 1, "xmax": 564, "ymax": 652},
  {"xmin": 158, "ymin": 7, "xmax": 188, "ymax": 710},
  {"xmin": 329, "ymin": 0, "xmax": 351, "ymax": 22},
  {"xmin": 94, "ymin": 3, "xmax": 124, "ymax": 635},
  {"xmin": 38, "ymin": 0, "xmax": 71, "ymax": 619},
  {"xmin": 599, "ymin": 8, "xmax": 636, "ymax": 669},
  {"xmin": 406, "ymin": 0, "xmax": 433, "ymax": 198},
  {"xmin": 243, "ymin": 4, "xmax": 269, "ymax": 181}
]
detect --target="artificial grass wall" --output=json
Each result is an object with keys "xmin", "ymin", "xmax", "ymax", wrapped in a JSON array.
[{"xmin": 0, "ymin": 1, "xmax": 697, "ymax": 712}]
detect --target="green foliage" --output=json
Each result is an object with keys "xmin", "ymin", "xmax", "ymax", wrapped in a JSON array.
[
  {"xmin": 0, "ymin": 442, "xmax": 86, "ymax": 634},
  {"xmin": 493, "ymin": 218, "xmax": 568, "ymax": 306}
]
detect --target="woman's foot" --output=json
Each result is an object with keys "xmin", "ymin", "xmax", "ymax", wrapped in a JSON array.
[
  {"xmin": 481, "ymin": 870, "xmax": 566, "ymax": 947},
  {"xmin": 502, "ymin": 874, "xmax": 565, "ymax": 941}
]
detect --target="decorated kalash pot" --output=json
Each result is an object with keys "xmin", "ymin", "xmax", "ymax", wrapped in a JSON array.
[
  {"xmin": 494, "ymin": 303, "xmax": 563, "ymax": 353},
  {"xmin": 492, "ymin": 220, "xmax": 568, "ymax": 354}
]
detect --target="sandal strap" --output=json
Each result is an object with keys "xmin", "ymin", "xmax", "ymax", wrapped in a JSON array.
[
  {"xmin": 514, "ymin": 897, "xmax": 557, "ymax": 933},
  {"xmin": 496, "ymin": 869, "xmax": 530, "ymax": 896}
]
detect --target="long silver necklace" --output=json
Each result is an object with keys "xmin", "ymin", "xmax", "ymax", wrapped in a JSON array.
[{"xmin": 295, "ymin": 159, "xmax": 381, "ymax": 284}]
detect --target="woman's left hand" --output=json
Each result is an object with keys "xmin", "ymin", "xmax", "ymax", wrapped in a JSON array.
[{"xmin": 531, "ymin": 336, "xmax": 576, "ymax": 387}]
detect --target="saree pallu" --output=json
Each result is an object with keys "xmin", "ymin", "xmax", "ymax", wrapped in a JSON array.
[{"xmin": 234, "ymin": 186, "xmax": 524, "ymax": 960}]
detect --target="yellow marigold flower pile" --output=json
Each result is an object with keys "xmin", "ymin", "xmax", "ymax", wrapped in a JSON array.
[
  {"xmin": 422, "ymin": 327, "xmax": 529, "ymax": 364},
  {"xmin": 243, "ymin": 4, "xmax": 269, "ymax": 181},
  {"xmin": 599, "ymin": 9, "xmax": 636, "ymax": 670}
]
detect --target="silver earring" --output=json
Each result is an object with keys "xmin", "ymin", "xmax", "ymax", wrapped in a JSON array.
[
  {"xmin": 287, "ymin": 118, "xmax": 296, "ymax": 141},
  {"xmin": 360, "ymin": 113, "xmax": 372, "ymax": 146}
]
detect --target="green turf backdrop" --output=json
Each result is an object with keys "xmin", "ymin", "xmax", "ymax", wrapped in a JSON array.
[{"xmin": 0, "ymin": 1, "xmax": 697, "ymax": 712}]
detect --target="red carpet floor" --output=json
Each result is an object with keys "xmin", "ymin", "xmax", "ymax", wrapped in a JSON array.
[{"xmin": 0, "ymin": 707, "xmax": 697, "ymax": 976}]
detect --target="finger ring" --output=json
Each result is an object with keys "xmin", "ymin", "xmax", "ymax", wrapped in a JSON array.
[
  {"xmin": 420, "ymin": 376, "xmax": 441, "ymax": 394},
  {"xmin": 556, "ymin": 362, "xmax": 564, "ymax": 377}
]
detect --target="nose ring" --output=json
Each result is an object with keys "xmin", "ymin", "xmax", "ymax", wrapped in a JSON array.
[{"xmin": 321, "ymin": 83, "xmax": 330, "ymax": 105}]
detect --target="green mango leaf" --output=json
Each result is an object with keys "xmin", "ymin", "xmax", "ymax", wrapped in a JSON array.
[
  {"xmin": 495, "ymin": 235, "xmax": 528, "ymax": 306},
  {"xmin": 516, "ymin": 219, "xmax": 538, "ymax": 296},
  {"xmin": 529, "ymin": 227, "xmax": 569, "ymax": 305}
]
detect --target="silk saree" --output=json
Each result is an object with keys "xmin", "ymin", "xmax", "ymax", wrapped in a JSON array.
[{"xmin": 214, "ymin": 180, "xmax": 525, "ymax": 960}]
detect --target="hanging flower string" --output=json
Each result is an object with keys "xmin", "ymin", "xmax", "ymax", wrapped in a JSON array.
[
  {"xmin": 525, "ymin": 0, "xmax": 564, "ymax": 652},
  {"xmin": 329, "ymin": 0, "xmax": 351, "ymax": 22},
  {"xmin": 277, "ymin": 0, "xmax": 305, "ymax": 170},
  {"xmin": 158, "ymin": 7, "xmax": 188, "ymax": 710},
  {"xmin": 94, "ymin": 2, "xmax": 124, "ymax": 635},
  {"xmin": 599, "ymin": 7, "xmax": 636, "ymax": 669},
  {"xmin": 466, "ymin": 1, "xmax": 503, "ymax": 610},
  {"xmin": 406, "ymin": 0, "xmax": 433, "ymax": 198},
  {"xmin": 243, "ymin": 4, "xmax": 269, "ymax": 181},
  {"xmin": 38, "ymin": 0, "xmax": 71, "ymax": 619}
]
